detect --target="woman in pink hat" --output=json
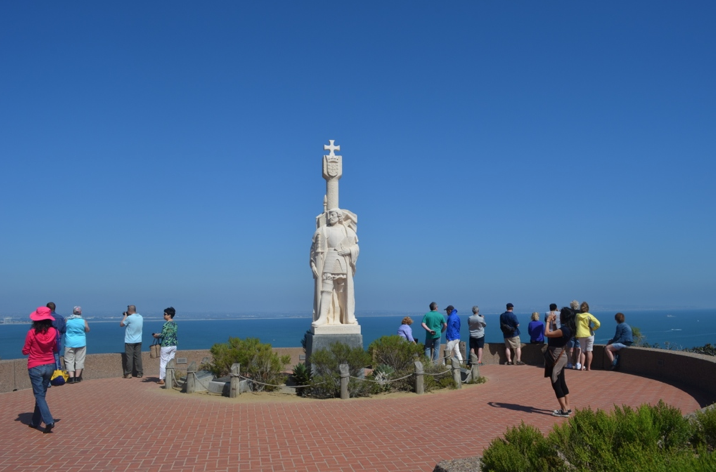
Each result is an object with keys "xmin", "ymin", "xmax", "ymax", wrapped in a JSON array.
[{"xmin": 22, "ymin": 307, "xmax": 58, "ymax": 433}]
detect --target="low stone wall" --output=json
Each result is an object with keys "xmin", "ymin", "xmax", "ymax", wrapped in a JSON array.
[
  {"xmin": 0, "ymin": 347, "xmax": 305, "ymax": 394},
  {"xmin": 471, "ymin": 342, "xmax": 716, "ymax": 405},
  {"xmin": 3, "ymin": 344, "xmax": 716, "ymax": 404}
]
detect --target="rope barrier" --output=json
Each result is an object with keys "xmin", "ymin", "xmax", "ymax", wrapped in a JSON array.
[
  {"xmin": 173, "ymin": 364, "xmax": 451, "ymax": 394},
  {"xmin": 348, "ymin": 372, "xmax": 414, "ymax": 383},
  {"xmin": 424, "ymin": 370, "xmax": 451, "ymax": 377},
  {"xmin": 235, "ymin": 373, "xmax": 328, "ymax": 388}
]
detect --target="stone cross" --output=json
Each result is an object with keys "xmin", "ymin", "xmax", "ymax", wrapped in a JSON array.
[{"xmin": 324, "ymin": 140, "xmax": 340, "ymax": 157}]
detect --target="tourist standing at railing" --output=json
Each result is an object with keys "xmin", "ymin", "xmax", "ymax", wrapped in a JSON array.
[
  {"xmin": 544, "ymin": 307, "xmax": 573, "ymax": 418},
  {"xmin": 444, "ymin": 305, "xmax": 462, "ymax": 363},
  {"xmin": 65, "ymin": 306, "xmax": 90, "ymax": 384},
  {"xmin": 528, "ymin": 312, "xmax": 545, "ymax": 344},
  {"xmin": 397, "ymin": 317, "xmax": 416, "ymax": 343},
  {"xmin": 544, "ymin": 304, "xmax": 560, "ymax": 327},
  {"xmin": 575, "ymin": 302, "xmax": 600, "ymax": 371},
  {"xmin": 153, "ymin": 307, "xmax": 178, "ymax": 386},
  {"xmin": 46, "ymin": 302, "xmax": 66, "ymax": 369},
  {"xmin": 500, "ymin": 303, "xmax": 523, "ymax": 365},
  {"xmin": 566, "ymin": 300, "xmax": 581, "ymax": 369},
  {"xmin": 605, "ymin": 312, "xmax": 633, "ymax": 370},
  {"xmin": 120, "ymin": 305, "xmax": 143, "ymax": 379},
  {"xmin": 467, "ymin": 306, "xmax": 486, "ymax": 366},
  {"xmin": 421, "ymin": 302, "xmax": 446, "ymax": 362},
  {"xmin": 22, "ymin": 307, "xmax": 58, "ymax": 433}
]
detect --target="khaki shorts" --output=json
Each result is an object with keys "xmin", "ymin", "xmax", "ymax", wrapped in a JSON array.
[
  {"xmin": 505, "ymin": 336, "xmax": 521, "ymax": 350},
  {"xmin": 578, "ymin": 335, "xmax": 595, "ymax": 352}
]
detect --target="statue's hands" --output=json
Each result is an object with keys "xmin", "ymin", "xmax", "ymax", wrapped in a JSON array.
[
  {"xmin": 311, "ymin": 263, "xmax": 318, "ymax": 278},
  {"xmin": 338, "ymin": 249, "xmax": 350, "ymax": 256}
]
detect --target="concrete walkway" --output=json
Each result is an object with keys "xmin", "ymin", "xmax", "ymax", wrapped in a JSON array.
[{"xmin": 0, "ymin": 365, "xmax": 707, "ymax": 472}]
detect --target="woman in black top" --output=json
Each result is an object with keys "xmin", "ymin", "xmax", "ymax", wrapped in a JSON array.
[{"xmin": 545, "ymin": 307, "xmax": 573, "ymax": 417}]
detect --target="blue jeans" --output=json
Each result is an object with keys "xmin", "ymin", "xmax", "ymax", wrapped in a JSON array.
[
  {"xmin": 424, "ymin": 337, "xmax": 441, "ymax": 362},
  {"xmin": 28, "ymin": 363, "xmax": 55, "ymax": 426}
]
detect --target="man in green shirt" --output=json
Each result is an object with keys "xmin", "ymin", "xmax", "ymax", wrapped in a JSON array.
[{"xmin": 421, "ymin": 302, "xmax": 446, "ymax": 362}]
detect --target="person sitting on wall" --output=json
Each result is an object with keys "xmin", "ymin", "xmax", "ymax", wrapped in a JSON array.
[{"xmin": 605, "ymin": 312, "xmax": 633, "ymax": 370}]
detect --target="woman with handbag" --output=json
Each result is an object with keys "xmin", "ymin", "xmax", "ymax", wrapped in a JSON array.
[
  {"xmin": 544, "ymin": 307, "xmax": 574, "ymax": 418},
  {"xmin": 22, "ymin": 307, "xmax": 58, "ymax": 433},
  {"xmin": 153, "ymin": 307, "xmax": 178, "ymax": 386}
]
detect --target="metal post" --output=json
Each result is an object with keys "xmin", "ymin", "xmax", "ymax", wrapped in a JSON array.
[
  {"xmin": 230, "ymin": 363, "xmax": 241, "ymax": 398},
  {"xmin": 165, "ymin": 359, "xmax": 176, "ymax": 389},
  {"xmin": 451, "ymin": 357, "xmax": 462, "ymax": 389},
  {"xmin": 414, "ymin": 360, "xmax": 424, "ymax": 394},
  {"xmin": 186, "ymin": 361, "xmax": 197, "ymax": 394},
  {"xmin": 339, "ymin": 363, "xmax": 349, "ymax": 400}
]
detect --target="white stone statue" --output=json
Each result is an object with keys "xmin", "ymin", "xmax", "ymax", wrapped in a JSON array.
[{"xmin": 310, "ymin": 141, "xmax": 360, "ymax": 330}]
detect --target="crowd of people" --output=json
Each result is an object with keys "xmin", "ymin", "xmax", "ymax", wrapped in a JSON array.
[
  {"xmin": 21, "ymin": 303, "xmax": 178, "ymax": 434},
  {"xmin": 397, "ymin": 301, "xmax": 634, "ymax": 418}
]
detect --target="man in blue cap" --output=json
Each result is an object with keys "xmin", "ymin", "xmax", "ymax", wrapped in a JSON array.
[{"xmin": 500, "ymin": 303, "xmax": 523, "ymax": 365}]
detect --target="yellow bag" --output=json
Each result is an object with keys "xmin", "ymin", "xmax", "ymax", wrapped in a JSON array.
[{"xmin": 50, "ymin": 369, "xmax": 69, "ymax": 386}]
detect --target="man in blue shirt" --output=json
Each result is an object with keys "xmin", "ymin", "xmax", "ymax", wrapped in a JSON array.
[
  {"xmin": 500, "ymin": 303, "xmax": 524, "ymax": 365},
  {"xmin": 46, "ymin": 302, "xmax": 66, "ymax": 368},
  {"xmin": 605, "ymin": 312, "xmax": 633, "ymax": 370},
  {"xmin": 120, "ymin": 305, "xmax": 144, "ymax": 378},
  {"xmin": 444, "ymin": 305, "xmax": 462, "ymax": 363}
]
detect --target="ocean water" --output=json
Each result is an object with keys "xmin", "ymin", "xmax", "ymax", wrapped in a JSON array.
[{"xmin": 1, "ymin": 309, "xmax": 714, "ymax": 361}]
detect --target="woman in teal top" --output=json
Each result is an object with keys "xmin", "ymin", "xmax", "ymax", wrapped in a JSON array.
[
  {"xmin": 153, "ymin": 307, "xmax": 177, "ymax": 386},
  {"xmin": 65, "ymin": 306, "xmax": 90, "ymax": 383}
]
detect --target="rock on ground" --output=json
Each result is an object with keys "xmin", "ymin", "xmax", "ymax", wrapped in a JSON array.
[{"xmin": 433, "ymin": 456, "xmax": 482, "ymax": 472}]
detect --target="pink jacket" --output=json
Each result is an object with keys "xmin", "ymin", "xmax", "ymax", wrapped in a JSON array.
[{"xmin": 22, "ymin": 327, "xmax": 57, "ymax": 369}]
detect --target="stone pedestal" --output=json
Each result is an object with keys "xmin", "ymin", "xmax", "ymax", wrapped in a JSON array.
[{"xmin": 305, "ymin": 329, "xmax": 363, "ymax": 368}]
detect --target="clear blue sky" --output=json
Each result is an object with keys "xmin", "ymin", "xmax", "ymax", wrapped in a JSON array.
[{"xmin": 1, "ymin": 1, "xmax": 714, "ymax": 317}]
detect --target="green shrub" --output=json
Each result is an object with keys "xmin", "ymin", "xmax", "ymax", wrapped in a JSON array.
[
  {"xmin": 549, "ymin": 402, "xmax": 693, "ymax": 472},
  {"xmin": 691, "ymin": 406, "xmax": 716, "ymax": 451},
  {"xmin": 203, "ymin": 337, "xmax": 291, "ymax": 392},
  {"xmin": 307, "ymin": 342, "xmax": 372, "ymax": 398},
  {"xmin": 686, "ymin": 343, "xmax": 716, "ymax": 357},
  {"xmin": 482, "ymin": 422, "xmax": 563, "ymax": 472},
  {"xmin": 291, "ymin": 363, "xmax": 312, "ymax": 397},
  {"xmin": 368, "ymin": 335, "xmax": 423, "ymax": 371},
  {"xmin": 423, "ymin": 362, "xmax": 453, "ymax": 392},
  {"xmin": 481, "ymin": 402, "xmax": 716, "ymax": 472},
  {"xmin": 466, "ymin": 374, "xmax": 487, "ymax": 385},
  {"xmin": 367, "ymin": 336, "xmax": 425, "ymax": 392},
  {"xmin": 370, "ymin": 364, "xmax": 395, "ymax": 393}
]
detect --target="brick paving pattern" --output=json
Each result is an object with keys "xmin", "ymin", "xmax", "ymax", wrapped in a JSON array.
[{"xmin": 0, "ymin": 365, "xmax": 705, "ymax": 471}]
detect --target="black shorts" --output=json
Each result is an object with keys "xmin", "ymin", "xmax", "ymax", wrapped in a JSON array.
[{"xmin": 469, "ymin": 336, "xmax": 485, "ymax": 351}]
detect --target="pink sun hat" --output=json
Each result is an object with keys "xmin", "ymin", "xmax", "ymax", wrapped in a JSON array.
[{"xmin": 29, "ymin": 307, "xmax": 55, "ymax": 322}]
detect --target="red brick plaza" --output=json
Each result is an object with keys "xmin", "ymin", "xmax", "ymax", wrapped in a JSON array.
[{"xmin": 0, "ymin": 365, "xmax": 706, "ymax": 472}]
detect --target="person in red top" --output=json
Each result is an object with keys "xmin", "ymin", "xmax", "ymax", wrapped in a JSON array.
[{"xmin": 22, "ymin": 307, "xmax": 58, "ymax": 433}]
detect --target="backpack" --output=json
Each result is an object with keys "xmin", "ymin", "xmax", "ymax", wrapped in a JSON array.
[
  {"xmin": 500, "ymin": 314, "xmax": 515, "ymax": 336},
  {"xmin": 562, "ymin": 309, "xmax": 578, "ymax": 337}
]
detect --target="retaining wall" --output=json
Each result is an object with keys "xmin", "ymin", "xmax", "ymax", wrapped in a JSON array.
[
  {"xmin": 3, "ymin": 344, "xmax": 715, "ymax": 405},
  {"xmin": 0, "ymin": 348, "xmax": 304, "ymax": 394}
]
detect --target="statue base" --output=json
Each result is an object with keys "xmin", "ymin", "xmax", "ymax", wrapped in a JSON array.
[
  {"xmin": 311, "ymin": 324, "xmax": 361, "ymax": 335},
  {"xmin": 305, "ymin": 331, "xmax": 363, "ymax": 368}
]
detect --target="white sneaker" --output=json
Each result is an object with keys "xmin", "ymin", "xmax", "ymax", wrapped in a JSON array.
[{"xmin": 575, "ymin": 363, "xmax": 582, "ymax": 370}]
